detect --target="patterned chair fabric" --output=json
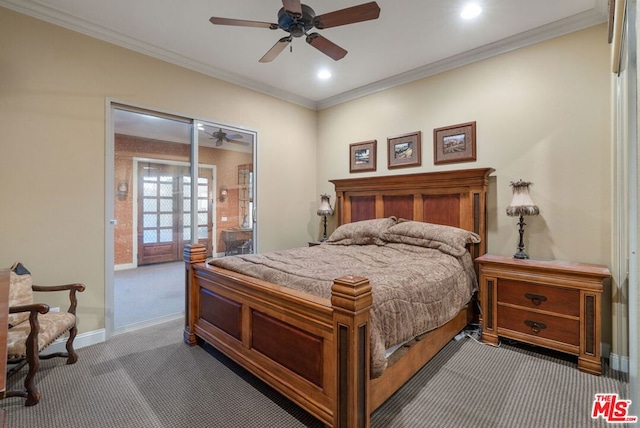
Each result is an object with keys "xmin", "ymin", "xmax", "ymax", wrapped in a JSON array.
[{"xmin": 5, "ymin": 262, "xmax": 85, "ymax": 406}]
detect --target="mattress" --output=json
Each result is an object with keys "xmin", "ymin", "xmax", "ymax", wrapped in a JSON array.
[{"xmin": 208, "ymin": 220, "xmax": 479, "ymax": 377}]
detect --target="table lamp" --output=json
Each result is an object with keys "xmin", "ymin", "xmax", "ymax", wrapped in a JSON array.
[
  {"xmin": 317, "ymin": 194, "xmax": 334, "ymax": 241},
  {"xmin": 506, "ymin": 180, "xmax": 539, "ymax": 259}
]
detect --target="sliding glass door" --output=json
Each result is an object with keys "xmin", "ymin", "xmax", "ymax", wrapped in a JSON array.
[
  {"xmin": 196, "ymin": 121, "xmax": 256, "ymax": 258},
  {"xmin": 107, "ymin": 104, "xmax": 256, "ymax": 333}
]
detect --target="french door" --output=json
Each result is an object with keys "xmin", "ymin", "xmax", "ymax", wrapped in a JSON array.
[{"xmin": 137, "ymin": 161, "xmax": 213, "ymax": 265}]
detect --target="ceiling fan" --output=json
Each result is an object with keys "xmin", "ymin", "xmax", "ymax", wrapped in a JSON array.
[
  {"xmin": 210, "ymin": 128, "xmax": 244, "ymax": 146},
  {"xmin": 209, "ymin": 1, "xmax": 381, "ymax": 63}
]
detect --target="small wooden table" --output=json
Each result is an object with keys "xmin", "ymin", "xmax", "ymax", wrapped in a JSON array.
[
  {"xmin": 221, "ymin": 228, "xmax": 252, "ymax": 255},
  {"xmin": 476, "ymin": 254, "xmax": 610, "ymax": 375}
]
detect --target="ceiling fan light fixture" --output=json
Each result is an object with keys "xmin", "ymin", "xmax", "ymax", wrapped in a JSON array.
[
  {"xmin": 461, "ymin": 3, "xmax": 482, "ymax": 20},
  {"xmin": 317, "ymin": 69, "xmax": 331, "ymax": 79},
  {"xmin": 210, "ymin": 1, "xmax": 381, "ymax": 62},
  {"xmin": 277, "ymin": 4, "xmax": 315, "ymax": 37}
]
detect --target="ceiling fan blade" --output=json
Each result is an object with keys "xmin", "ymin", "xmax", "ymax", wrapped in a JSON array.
[
  {"xmin": 282, "ymin": 0, "xmax": 303, "ymax": 15},
  {"xmin": 259, "ymin": 37, "xmax": 292, "ymax": 63},
  {"xmin": 306, "ymin": 33, "xmax": 347, "ymax": 61},
  {"xmin": 210, "ymin": 17, "xmax": 278, "ymax": 30},
  {"xmin": 313, "ymin": 1, "xmax": 381, "ymax": 29},
  {"xmin": 226, "ymin": 134, "xmax": 244, "ymax": 141}
]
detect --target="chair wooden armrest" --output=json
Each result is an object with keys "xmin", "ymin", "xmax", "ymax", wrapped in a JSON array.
[
  {"xmin": 32, "ymin": 283, "xmax": 85, "ymax": 315},
  {"xmin": 32, "ymin": 283, "xmax": 85, "ymax": 293},
  {"xmin": 8, "ymin": 303, "xmax": 49, "ymax": 316}
]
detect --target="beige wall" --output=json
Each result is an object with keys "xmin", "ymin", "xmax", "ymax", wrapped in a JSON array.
[
  {"xmin": 317, "ymin": 25, "xmax": 613, "ymax": 342},
  {"xmin": 0, "ymin": 8, "xmax": 317, "ymax": 333},
  {"xmin": 0, "ymin": 7, "xmax": 617, "ymax": 348}
]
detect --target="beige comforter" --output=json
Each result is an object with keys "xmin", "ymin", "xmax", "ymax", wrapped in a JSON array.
[{"xmin": 208, "ymin": 240, "xmax": 477, "ymax": 377}]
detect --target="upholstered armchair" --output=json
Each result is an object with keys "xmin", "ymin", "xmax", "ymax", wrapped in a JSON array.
[{"xmin": 5, "ymin": 262, "xmax": 85, "ymax": 406}]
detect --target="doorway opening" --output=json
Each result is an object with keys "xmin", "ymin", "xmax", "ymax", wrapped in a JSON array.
[{"xmin": 108, "ymin": 104, "xmax": 256, "ymax": 335}]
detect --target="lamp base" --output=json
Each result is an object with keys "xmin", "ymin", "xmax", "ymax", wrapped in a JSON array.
[
  {"xmin": 513, "ymin": 250, "xmax": 529, "ymax": 260},
  {"xmin": 513, "ymin": 215, "xmax": 530, "ymax": 260},
  {"xmin": 321, "ymin": 215, "xmax": 328, "ymax": 241}
]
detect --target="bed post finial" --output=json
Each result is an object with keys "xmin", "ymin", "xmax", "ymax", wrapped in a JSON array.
[
  {"xmin": 183, "ymin": 243, "xmax": 207, "ymax": 346},
  {"xmin": 331, "ymin": 275, "xmax": 373, "ymax": 428}
]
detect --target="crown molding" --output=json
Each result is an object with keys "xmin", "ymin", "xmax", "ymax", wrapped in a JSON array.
[
  {"xmin": 0, "ymin": 0, "xmax": 317, "ymax": 110},
  {"xmin": 315, "ymin": 8, "xmax": 608, "ymax": 110},
  {"xmin": 1, "ymin": 1, "xmax": 607, "ymax": 111}
]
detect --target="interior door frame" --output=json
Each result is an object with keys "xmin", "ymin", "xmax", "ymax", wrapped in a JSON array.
[{"xmin": 105, "ymin": 99, "xmax": 258, "ymax": 339}]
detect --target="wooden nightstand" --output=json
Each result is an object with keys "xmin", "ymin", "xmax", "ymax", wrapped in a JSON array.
[{"xmin": 476, "ymin": 254, "xmax": 610, "ymax": 375}]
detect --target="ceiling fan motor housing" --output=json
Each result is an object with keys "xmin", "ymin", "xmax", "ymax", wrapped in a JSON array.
[{"xmin": 277, "ymin": 4, "xmax": 315, "ymax": 38}]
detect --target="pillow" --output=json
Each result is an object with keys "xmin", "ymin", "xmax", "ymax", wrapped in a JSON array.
[
  {"xmin": 381, "ymin": 219, "xmax": 480, "ymax": 256},
  {"xmin": 8, "ymin": 262, "xmax": 34, "ymax": 328},
  {"xmin": 327, "ymin": 216, "xmax": 397, "ymax": 246}
]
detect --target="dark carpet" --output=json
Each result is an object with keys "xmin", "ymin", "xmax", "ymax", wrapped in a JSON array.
[{"xmin": 1, "ymin": 320, "xmax": 627, "ymax": 427}]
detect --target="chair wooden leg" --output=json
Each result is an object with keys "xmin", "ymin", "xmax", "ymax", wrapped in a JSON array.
[
  {"xmin": 24, "ymin": 332, "xmax": 41, "ymax": 406},
  {"xmin": 65, "ymin": 325, "xmax": 78, "ymax": 364}
]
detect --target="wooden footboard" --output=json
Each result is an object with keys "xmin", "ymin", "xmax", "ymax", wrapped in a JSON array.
[{"xmin": 184, "ymin": 244, "xmax": 374, "ymax": 427}]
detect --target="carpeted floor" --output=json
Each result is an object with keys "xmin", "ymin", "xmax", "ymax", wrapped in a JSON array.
[
  {"xmin": 114, "ymin": 262, "xmax": 184, "ymax": 330},
  {"xmin": 1, "ymin": 320, "xmax": 628, "ymax": 427}
]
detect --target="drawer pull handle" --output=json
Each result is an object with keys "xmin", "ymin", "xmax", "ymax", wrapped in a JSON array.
[
  {"xmin": 524, "ymin": 293, "xmax": 547, "ymax": 306},
  {"xmin": 524, "ymin": 320, "xmax": 547, "ymax": 333}
]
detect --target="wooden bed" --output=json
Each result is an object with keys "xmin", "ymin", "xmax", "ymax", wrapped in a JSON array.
[{"xmin": 183, "ymin": 167, "xmax": 494, "ymax": 427}]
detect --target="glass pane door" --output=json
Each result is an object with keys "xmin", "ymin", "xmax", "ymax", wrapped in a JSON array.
[
  {"xmin": 183, "ymin": 173, "xmax": 214, "ymax": 257},
  {"xmin": 196, "ymin": 121, "xmax": 256, "ymax": 257},
  {"xmin": 137, "ymin": 163, "xmax": 188, "ymax": 265}
]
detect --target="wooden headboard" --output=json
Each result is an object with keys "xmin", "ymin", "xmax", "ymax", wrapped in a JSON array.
[{"xmin": 330, "ymin": 168, "xmax": 494, "ymax": 260}]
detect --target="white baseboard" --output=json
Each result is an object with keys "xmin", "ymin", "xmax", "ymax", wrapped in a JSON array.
[
  {"xmin": 40, "ymin": 313, "xmax": 184, "ymax": 355},
  {"xmin": 114, "ymin": 263, "xmax": 136, "ymax": 271},
  {"xmin": 601, "ymin": 343, "xmax": 630, "ymax": 374},
  {"xmin": 610, "ymin": 352, "xmax": 630, "ymax": 373},
  {"xmin": 41, "ymin": 328, "xmax": 106, "ymax": 355},
  {"xmin": 601, "ymin": 342, "xmax": 611, "ymax": 360},
  {"xmin": 113, "ymin": 313, "xmax": 183, "ymax": 335}
]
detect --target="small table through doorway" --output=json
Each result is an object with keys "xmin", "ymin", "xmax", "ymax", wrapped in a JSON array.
[{"xmin": 221, "ymin": 228, "xmax": 252, "ymax": 256}]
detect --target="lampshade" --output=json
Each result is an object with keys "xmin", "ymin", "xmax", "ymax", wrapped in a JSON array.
[
  {"xmin": 506, "ymin": 180, "xmax": 539, "ymax": 217},
  {"xmin": 317, "ymin": 194, "xmax": 334, "ymax": 216}
]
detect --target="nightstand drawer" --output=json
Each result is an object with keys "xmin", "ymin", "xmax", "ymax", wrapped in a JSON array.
[
  {"xmin": 497, "ymin": 279, "xmax": 579, "ymax": 317},
  {"xmin": 477, "ymin": 254, "xmax": 609, "ymax": 375},
  {"xmin": 497, "ymin": 305, "xmax": 580, "ymax": 346}
]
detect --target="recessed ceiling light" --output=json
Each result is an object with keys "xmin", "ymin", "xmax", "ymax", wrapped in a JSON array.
[
  {"xmin": 461, "ymin": 3, "xmax": 482, "ymax": 20},
  {"xmin": 317, "ymin": 70, "xmax": 332, "ymax": 80}
]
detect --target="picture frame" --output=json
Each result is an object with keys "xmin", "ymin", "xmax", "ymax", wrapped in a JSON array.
[
  {"xmin": 349, "ymin": 140, "xmax": 377, "ymax": 173},
  {"xmin": 433, "ymin": 121, "xmax": 476, "ymax": 165},
  {"xmin": 387, "ymin": 131, "xmax": 421, "ymax": 169}
]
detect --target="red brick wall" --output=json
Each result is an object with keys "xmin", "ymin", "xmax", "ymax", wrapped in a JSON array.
[{"xmin": 114, "ymin": 134, "xmax": 252, "ymax": 265}]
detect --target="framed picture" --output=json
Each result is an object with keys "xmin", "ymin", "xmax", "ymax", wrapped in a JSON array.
[
  {"xmin": 349, "ymin": 140, "xmax": 377, "ymax": 173},
  {"xmin": 387, "ymin": 131, "xmax": 421, "ymax": 169},
  {"xmin": 433, "ymin": 121, "xmax": 476, "ymax": 165}
]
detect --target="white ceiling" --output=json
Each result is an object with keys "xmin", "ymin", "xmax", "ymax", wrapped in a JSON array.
[{"xmin": 2, "ymin": 0, "xmax": 608, "ymax": 110}]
